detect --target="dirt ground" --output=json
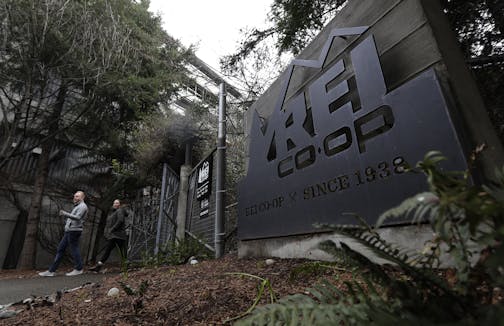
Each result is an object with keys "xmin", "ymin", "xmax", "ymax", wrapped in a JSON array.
[{"xmin": 0, "ymin": 255, "xmax": 352, "ymax": 325}]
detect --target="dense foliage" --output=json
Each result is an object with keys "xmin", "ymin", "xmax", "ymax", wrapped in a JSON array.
[{"xmin": 0, "ymin": 0, "xmax": 188, "ymax": 165}]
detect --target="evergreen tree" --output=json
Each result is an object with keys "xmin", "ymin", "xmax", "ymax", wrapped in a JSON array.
[{"xmin": 0, "ymin": 0, "xmax": 188, "ymax": 268}]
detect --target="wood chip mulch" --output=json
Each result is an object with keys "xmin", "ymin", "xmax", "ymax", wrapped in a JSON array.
[{"xmin": 0, "ymin": 255, "xmax": 352, "ymax": 325}]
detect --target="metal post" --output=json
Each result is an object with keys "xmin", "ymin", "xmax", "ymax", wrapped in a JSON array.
[
  {"xmin": 175, "ymin": 165, "xmax": 190, "ymax": 242},
  {"xmin": 215, "ymin": 83, "xmax": 226, "ymax": 258},
  {"xmin": 155, "ymin": 162, "xmax": 168, "ymax": 255},
  {"xmin": 185, "ymin": 142, "xmax": 192, "ymax": 166}
]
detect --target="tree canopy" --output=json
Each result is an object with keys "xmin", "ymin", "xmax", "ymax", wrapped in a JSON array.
[{"xmin": 0, "ymin": 0, "xmax": 189, "ymax": 168}]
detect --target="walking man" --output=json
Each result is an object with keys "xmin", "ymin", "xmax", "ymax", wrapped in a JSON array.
[{"xmin": 39, "ymin": 190, "xmax": 88, "ymax": 277}]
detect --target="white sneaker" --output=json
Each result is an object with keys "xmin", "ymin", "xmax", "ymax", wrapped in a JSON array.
[
  {"xmin": 38, "ymin": 271, "xmax": 55, "ymax": 277},
  {"xmin": 65, "ymin": 269, "xmax": 83, "ymax": 276}
]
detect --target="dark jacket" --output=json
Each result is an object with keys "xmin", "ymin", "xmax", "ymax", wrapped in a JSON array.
[{"xmin": 104, "ymin": 207, "xmax": 127, "ymax": 240}]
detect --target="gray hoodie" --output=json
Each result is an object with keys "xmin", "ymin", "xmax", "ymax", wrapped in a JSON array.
[{"xmin": 62, "ymin": 200, "xmax": 88, "ymax": 232}]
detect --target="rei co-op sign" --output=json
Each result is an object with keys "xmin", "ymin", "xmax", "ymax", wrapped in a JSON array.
[{"xmin": 237, "ymin": 25, "xmax": 468, "ymax": 240}]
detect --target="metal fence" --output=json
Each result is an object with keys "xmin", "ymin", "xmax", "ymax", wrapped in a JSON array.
[{"xmin": 127, "ymin": 165, "xmax": 179, "ymax": 260}]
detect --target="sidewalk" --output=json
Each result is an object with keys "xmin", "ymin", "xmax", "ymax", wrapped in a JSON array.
[{"xmin": 0, "ymin": 272, "xmax": 114, "ymax": 305}]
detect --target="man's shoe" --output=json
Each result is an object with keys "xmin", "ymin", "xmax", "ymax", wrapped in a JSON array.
[
  {"xmin": 38, "ymin": 271, "xmax": 55, "ymax": 277},
  {"xmin": 65, "ymin": 269, "xmax": 83, "ymax": 276}
]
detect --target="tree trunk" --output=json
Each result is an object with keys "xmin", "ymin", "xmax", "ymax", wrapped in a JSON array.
[
  {"xmin": 16, "ymin": 140, "xmax": 52, "ymax": 269},
  {"xmin": 91, "ymin": 208, "xmax": 108, "ymax": 262},
  {"xmin": 17, "ymin": 85, "xmax": 66, "ymax": 269}
]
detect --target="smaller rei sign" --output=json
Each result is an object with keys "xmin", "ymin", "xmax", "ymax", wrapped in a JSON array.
[{"xmin": 196, "ymin": 158, "xmax": 212, "ymax": 218}]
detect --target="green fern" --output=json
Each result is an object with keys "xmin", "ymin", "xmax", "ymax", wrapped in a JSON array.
[
  {"xmin": 377, "ymin": 192, "xmax": 439, "ymax": 227},
  {"xmin": 233, "ymin": 292, "xmax": 386, "ymax": 325},
  {"xmin": 377, "ymin": 151, "xmax": 504, "ymax": 294},
  {"xmin": 118, "ymin": 280, "xmax": 149, "ymax": 296}
]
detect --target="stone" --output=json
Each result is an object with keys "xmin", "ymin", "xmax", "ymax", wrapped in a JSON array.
[
  {"xmin": 0, "ymin": 309, "xmax": 21, "ymax": 319},
  {"xmin": 107, "ymin": 287, "xmax": 120, "ymax": 297},
  {"xmin": 22, "ymin": 298, "xmax": 33, "ymax": 304},
  {"xmin": 265, "ymin": 259, "xmax": 275, "ymax": 265}
]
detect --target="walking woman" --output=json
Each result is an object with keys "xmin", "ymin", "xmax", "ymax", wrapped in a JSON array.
[{"xmin": 90, "ymin": 199, "xmax": 127, "ymax": 271}]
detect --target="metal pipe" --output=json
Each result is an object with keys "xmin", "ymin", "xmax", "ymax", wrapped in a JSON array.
[
  {"xmin": 185, "ymin": 142, "xmax": 192, "ymax": 166},
  {"xmin": 155, "ymin": 162, "xmax": 168, "ymax": 255},
  {"xmin": 215, "ymin": 83, "xmax": 226, "ymax": 258}
]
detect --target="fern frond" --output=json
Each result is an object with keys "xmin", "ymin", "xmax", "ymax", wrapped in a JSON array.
[
  {"xmin": 423, "ymin": 151, "xmax": 446, "ymax": 165},
  {"xmin": 337, "ymin": 241, "xmax": 393, "ymax": 286},
  {"xmin": 118, "ymin": 281, "xmax": 135, "ymax": 296},
  {"xmin": 312, "ymin": 278, "xmax": 346, "ymax": 304},
  {"xmin": 234, "ymin": 295, "xmax": 375, "ymax": 326},
  {"xmin": 138, "ymin": 280, "xmax": 149, "ymax": 296},
  {"xmin": 322, "ymin": 226, "xmax": 459, "ymax": 300},
  {"xmin": 377, "ymin": 192, "xmax": 439, "ymax": 228},
  {"xmin": 235, "ymin": 286, "xmax": 403, "ymax": 326}
]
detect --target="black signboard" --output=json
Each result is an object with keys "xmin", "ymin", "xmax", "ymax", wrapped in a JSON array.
[
  {"xmin": 237, "ymin": 27, "xmax": 468, "ymax": 240},
  {"xmin": 196, "ymin": 158, "xmax": 212, "ymax": 218}
]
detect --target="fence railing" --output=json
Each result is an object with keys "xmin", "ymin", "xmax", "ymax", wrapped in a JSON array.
[{"xmin": 128, "ymin": 167, "xmax": 179, "ymax": 260}]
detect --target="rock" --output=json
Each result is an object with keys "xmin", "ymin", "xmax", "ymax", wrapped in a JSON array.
[
  {"xmin": 190, "ymin": 259, "xmax": 199, "ymax": 265},
  {"xmin": 46, "ymin": 291, "xmax": 62, "ymax": 304},
  {"xmin": 107, "ymin": 287, "xmax": 120, "ymax": 297},
  {"xmin": 0, "ymin": 309, "xmax": 22, "ymax": 319},
  {"xmin": 22, "ymin": 298, "xmax": 33, "ymax": 305},
  {"xmin": 265, "ymin": 259, "xmax": 275, "ymax": 265}
]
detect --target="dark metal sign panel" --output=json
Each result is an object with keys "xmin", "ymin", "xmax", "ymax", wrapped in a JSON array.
[
  {"xmin": 238, "ymin": 27, "xmax": 468, "ymax": 240},
  {"xmin": 196, "ymin": 157, "xmax": 212, "ymax": 218}
]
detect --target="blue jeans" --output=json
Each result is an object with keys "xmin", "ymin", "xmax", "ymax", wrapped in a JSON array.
[{"xmin": 49, "ymin": 231, "xmax": 83, "ymax": 272}]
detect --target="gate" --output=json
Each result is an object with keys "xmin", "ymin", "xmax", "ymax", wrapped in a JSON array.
[{"xmin": 127, "ymin": 165, "xmax": 179, "ymax": 260}]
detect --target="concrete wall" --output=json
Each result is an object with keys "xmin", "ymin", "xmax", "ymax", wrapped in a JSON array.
[
  {"xmin": 239, "ymin": 225, "xmax": 478, "ymax": 267},
  {"xmin": 238, "ymin": 225, "xmax": 434, "ymax": 263}
]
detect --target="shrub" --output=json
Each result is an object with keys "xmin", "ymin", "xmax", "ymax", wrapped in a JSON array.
[{"xmin": 141, "ymin": 236, "xmax": 213, "ymax": 267}]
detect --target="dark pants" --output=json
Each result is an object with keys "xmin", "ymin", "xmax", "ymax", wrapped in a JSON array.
[
  {"xmin": 49, "ymin": 231, "xmax": 82, "ymax": 272},
  {"xmin": 100, "ymin": 238, "xmax": 126, "ymax": 263}
]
